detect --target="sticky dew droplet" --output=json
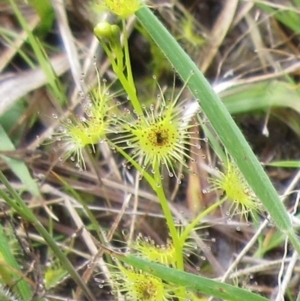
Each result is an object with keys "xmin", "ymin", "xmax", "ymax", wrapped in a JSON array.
[
  {"xmin": 226, "ymin": 218, "xmax": 232, "ymax": 224},
  {"xmin": 122, "ymin": 229, "xmax": 128, "ymax": 236}
]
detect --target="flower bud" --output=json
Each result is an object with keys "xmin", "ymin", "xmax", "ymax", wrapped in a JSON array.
[{"xmin": 94, "ymin": 21, "xmax": 120, "ymax": 42}]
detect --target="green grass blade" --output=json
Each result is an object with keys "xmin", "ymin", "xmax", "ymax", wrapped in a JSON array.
[
  {"xmin": 135, "ymin": 7, "xmax": 300, "ymax": 253},
  {"xmin": 118, "ymin": 254, "xmax": 269, "ymax": 301},
  {"xmin": 264, "ymin": 161, "xmax": 300, "ymax": 168},
  {"xmin": 8, "ymin": 0, "xmax": 66, "ymax": 103},
  {"xmin": 256, "ymin": 2, "xmax": 300, "ymax": 33},
  {"xmin": 221, "ymin": 81, "xmax": 300, "ymax": 115},
  {"xmin": 0, "ymin": 224, "xmax": 32, "ymax": 300},
  {"xmin": 0, "ymin": 125, "xmax": 40, "ymax": 197},
  {"xmin": 28, "ymin": 0, "xmax": 54, "ymax": 35},
  {"xmin": 0, "ymin": 171, "xmax": 96, "ymax": 301}
]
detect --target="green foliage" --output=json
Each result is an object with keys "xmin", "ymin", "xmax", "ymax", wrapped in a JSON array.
[
  {"xmin": 257, "ymin": 1, "xmax": 300, "ymax": 33},
  {"xmin": 0, "ymin": 125, "xmax": 40, "ymax": 197},
  {"xmin": 8, "ymin": 0, "xmax": 67, "ymax": 104},
  {"xmin": 117, "ymin": 254, "xmax": 269, "ymax": 301},
  {"xmin": 135, "ymin": 6, "xmax": 300, "ymax": 252},
  {"xmin": 0, "ymin": 224, "xmax": 31, "ymax": 301},
  {"xmin": 28, "ymin": 0, "xmax": 54, "ymax": 35},
  {"xmin": 2, "ymin": 0, "xmax": 300, "ymax": 300}
]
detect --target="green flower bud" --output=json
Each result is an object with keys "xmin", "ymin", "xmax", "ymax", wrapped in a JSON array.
[{"xmin": 94, "ymin": 21, "xmax": 120, "ymax": 42}]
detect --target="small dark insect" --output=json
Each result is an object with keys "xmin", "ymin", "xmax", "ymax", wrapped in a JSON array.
[{"xmin": 156, "ymin": 132, "xmax": 164, "ymax": 145}]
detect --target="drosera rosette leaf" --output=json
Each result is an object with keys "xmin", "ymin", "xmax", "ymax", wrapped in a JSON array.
[
  {"xmin": 132, "ymin": 234, "xmax": 177, "ymax": 267},
  {"xmin": 209, "ymin": 155, "xmax": 262, "ymax": 220},
  {"xmin": 51, "ymin": 78, "xmax": 118, "ymax": 171},
  {"xmin": 85, "ymin": 78, "xmax": 120, "ymax": 128},
  {"xmin": 132, "ymin": 232, "xmax": 199, "ymax": 268},
  {"xmin": 44, "ymin": 258, "xmax": 68, "ymax": 290},
  {"xmin": 53, "ymin": 117, "xmax": 103, "ymax": 170},
  {"xmin": 100, "ymin": 0, "xmax": 144, "ymax": 18},
  {"xmin": 176, "ymin": 10, "xmax": 206, "ymax": 57},
  {"xmin": 106, "ymin": 260, "xmax": 174, "ymax": 301},
  {"xmin": 113, "ymin": 75, "xmax": 205, "ymax": 183}
]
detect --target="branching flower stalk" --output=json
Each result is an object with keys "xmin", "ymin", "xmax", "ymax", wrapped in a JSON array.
[
  {"xmin": 96, "ymin": 1, "xmax": 145, "ymax": 115},
  {"xmin": 94, "ymin": 21, "xmax": 143, "ymax": 115}
]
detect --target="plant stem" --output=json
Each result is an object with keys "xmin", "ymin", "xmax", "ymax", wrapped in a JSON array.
[
  {"xmin": 181, "ymin": 198, "xmax": 225, "ymax": 244},
  {"xmin": 122, "ymin": 20, "xmax": 143, "ymax": 115},
  {"xmin": 153, "ymin": 165, "xmax": 183, "ymax": 268}
]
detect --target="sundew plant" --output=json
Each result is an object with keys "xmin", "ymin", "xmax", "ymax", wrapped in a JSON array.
[
  {"xmin": 91, "ymin": 1, "xmax": 298, "ymax": 300},
  {"xmin": 1, "ymin": 0, "xmax": 300, "ymax": 301}
]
